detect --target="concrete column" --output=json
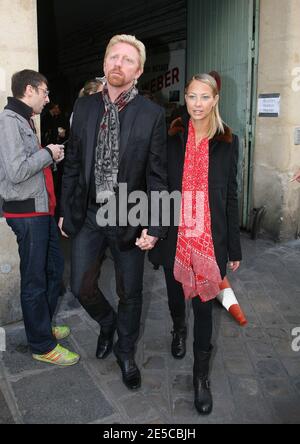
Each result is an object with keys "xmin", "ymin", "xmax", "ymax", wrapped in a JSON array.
[
  {"xmin": 253, "ymin": 0, "xmax": 300, "ymax": 241},
  {"xmin": 0, "ymin": 0, "xmax": 38, "ymax": 325}
]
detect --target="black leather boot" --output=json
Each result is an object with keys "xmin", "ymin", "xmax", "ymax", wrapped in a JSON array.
[
  {"xmin": 171, "ymin": 317, "xmax": 187, "ymax": 359},
  {"xmin": 193, "ymin": 345, "xmax": 213, "ymax": 415},
  {"xmin": 96, "ymin": 313, "xmax": 117, "ymax": 360},
  {"xmin": 171, "ymin": 327, "xmax": 187, "ymax": 359}
]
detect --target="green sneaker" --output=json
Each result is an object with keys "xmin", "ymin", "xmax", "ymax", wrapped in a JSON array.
[
  {"xmin": 52, "ymin": 325, "xmax": 71, "ymax": 340},
  {"xmin": 32, "ymin": 344, "xmax": 80, "ymax": 366}
]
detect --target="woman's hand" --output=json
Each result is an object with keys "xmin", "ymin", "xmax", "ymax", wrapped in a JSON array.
[
  {"xmin": 135, "ymin": 229, "xmax": 158, "ymax": 251},
  {"xmin": 228, "ymin": 261, "xmax": 240, "ymax": 272}
]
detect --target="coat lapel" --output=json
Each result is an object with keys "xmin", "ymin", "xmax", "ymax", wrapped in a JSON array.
[
  {"xmin": 118, "ymin": 97, "xmax": 140, "ymax": 166},
  {"xmin": 209, "ymin": 138, "xmax": 218, "ymax": 156},
  {"xmin": 85, "ymin": 94, "xmax": 104, "ymax": 181},
  {"xmin": 183, "ymin": 125, "xmax": 188, "ymax": 154}
]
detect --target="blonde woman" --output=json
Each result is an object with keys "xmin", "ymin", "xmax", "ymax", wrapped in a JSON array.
[{"xmin": 150, "ymin": 74, "xmax": 242, "ymax": 415}]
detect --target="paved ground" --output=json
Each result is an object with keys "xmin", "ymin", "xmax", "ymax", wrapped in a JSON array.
[{"xmin": 1, "ymin": 233, "xmax": 300, "ymax": 424}]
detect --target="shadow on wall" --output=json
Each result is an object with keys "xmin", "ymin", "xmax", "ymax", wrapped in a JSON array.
[
  {"xmin": 219, "ymin": 74, "xmax": 244, "ymax": 148},
  {"xmin": 218, "ymin": 74, "xmax": 245, "ymax": 222}
]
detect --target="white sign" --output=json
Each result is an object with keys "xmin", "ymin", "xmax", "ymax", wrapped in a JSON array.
[
  {"xmin": 258, "ymin": 94, "xmax": 280, "ymax": 117},
  {"xmin": 295, "ymin": 128, "xmax": 300, "ymax": 146},
  {"xmin": 0, "ymin": 327, "xmax": 6, "ymax": 352},
  {"xmin": 141, "ymin": 48, "xmax": 186, "ymax": 105}
]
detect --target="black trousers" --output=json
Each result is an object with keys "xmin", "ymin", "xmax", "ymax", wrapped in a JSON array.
[
  {"xmin": 164, "ymin": 267, "xmax": 213, "ymax": 352},
  {"xmin": 71, "ymin": 205, "xmax": 145, "ymax": 360}
]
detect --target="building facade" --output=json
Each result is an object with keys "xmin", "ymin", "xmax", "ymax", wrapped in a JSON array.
[
  {"xmin": 0, "ymin": 0, "xmax": 39, "ymax": 325},
  {"xmin": 0, "ymin": 0, "xmax": 299, "ymax": 325}
]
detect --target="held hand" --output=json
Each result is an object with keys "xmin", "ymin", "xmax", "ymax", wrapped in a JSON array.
[
  {"xmin": 135, "ymin": 229, "xmax": 158, "ymax": 251},
  {"xmin": 228, "ymin": 261, "xmax": 240, "ymax": 272},
  {"xmin": 58, "ymin": 217, "xmax": 69, "ymax": 238}
]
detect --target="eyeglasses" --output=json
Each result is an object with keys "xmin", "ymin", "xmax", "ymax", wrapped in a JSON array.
[{"xmin": 37, "ymin": 87, "xmax": 50, "ymax": 97}]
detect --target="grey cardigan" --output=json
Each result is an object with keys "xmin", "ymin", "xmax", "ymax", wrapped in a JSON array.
[{"xmin": 0, "ymin": 109, "xmax": 53, "ymax": 213}]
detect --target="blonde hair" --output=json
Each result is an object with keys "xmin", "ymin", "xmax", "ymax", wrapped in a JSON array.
[
  {"xmin": 104, "ymin": 34, "xmax": 146, "ymax": 70},
  {"xmin": 185, "ymin": 73, "xmax": 225, "ymax": 139}
]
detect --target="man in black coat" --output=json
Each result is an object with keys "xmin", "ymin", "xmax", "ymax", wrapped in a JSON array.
[{"xmin": 59, "ymin": 35, "xmax": 168, "ymax": 390}]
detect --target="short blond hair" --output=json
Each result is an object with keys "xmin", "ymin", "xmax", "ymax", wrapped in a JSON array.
[
  {"xmin": 185, "ymin": 73, "xmax": 225, "ymax": 139},
  {"xmin": 104, "ymin": 34, "xmax": 146, "ymax": 70}
]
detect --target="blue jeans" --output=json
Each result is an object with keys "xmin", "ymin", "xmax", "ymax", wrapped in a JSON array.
[
  {"xmin": 71, "ymin": 206, "xmax": 145, "ymax": 360},
  {"xmin": 6, "ymin": 216, "xmax": 64, "ymax": 354}
]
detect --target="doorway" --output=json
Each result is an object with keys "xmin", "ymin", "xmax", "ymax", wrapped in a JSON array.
[{"xmin": 187, "ymin": 0, "xmax": 259, "ymax": 228}]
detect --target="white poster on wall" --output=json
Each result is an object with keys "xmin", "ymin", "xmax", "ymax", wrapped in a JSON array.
[
  {"xmin": 140, "ymin": 48, "xmax": 186, "ymax": 108},
  {"xmin": 258, "ymin": 94, "xmax": 281, "ymax": 117}
]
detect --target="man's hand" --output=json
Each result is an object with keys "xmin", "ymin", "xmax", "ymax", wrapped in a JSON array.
[
  {"xmin": 291, "ymin": 169, "xmax": 300, "ymax": 183},
  {"xmin": 135, "ymin": 229, "xmax": 158, "ymax": 251},
  {"xmin": 228, "ymin": 261, "xmax": 240, "ymax": 272},
  {"xmin": 48, "ymin": 144, "xmax": 64, "ymax": 162},
  {"xmin": 58, "ymin": 217, "xmax": 69, "ymax": 238},
  {"xmin": 56, "ymin": 146, "xmax": 65, "ymax": 163}
]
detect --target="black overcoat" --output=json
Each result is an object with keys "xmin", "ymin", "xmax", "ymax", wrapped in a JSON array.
[
  {"xmin": 60, "ymin": 92, "xmax": 168, "ymax": 250},
  {"xmin": 149, "ymin": 117, "xmax": 242, "ymax": 278}
]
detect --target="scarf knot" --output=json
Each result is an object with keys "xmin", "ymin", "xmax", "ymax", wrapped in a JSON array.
[{"xmin": 95, "ymin": 84, "xmax": 138, "ymax": 203}]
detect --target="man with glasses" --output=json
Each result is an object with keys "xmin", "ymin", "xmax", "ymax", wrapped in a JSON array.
[
  {"xmin": 0, "ymin": 69, "xmax": 80, "ymax": 366},
  {"xmin": 38, "ymin": 86, "xmax": 50, "ymax": 96}
]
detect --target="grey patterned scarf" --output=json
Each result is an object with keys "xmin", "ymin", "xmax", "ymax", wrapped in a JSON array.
[{"xmin": 95, "ymin": 84, "xmax": 138, "ymax": 204}]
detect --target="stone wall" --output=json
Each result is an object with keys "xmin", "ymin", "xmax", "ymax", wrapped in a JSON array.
[
  {"xmin": 253, "ymin": 0, "xmax": 300, "ymax": 240},
  {"xmin": 0, "ymin": 0, "xmax": 38, "ymax": 325}
]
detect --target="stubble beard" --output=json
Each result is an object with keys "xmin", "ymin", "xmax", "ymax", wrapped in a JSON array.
[{"xmin": 107, "ymin": 70, "xmax": 126, "ymax": 87}]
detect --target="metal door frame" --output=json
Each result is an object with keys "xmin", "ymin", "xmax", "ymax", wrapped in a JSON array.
[{"xmin": 244, "ymin": 0, "xmax": 260, "ymax": 229}]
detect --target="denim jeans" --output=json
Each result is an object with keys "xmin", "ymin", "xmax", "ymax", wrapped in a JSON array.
[
  {"xmin": 71, "ymin": 206, "xmax": 145, "ymax": 360},
  {"xmin": 6, "ymin": 216, "xmax": 64, "ymax": 354}
]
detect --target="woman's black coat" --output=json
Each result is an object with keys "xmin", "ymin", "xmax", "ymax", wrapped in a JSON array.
[{"xmin": 149, "ymin": 117, "xmax": 242, "ymax": 279}]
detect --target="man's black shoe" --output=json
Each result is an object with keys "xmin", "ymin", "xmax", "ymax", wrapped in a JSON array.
[
  {"xmin": 116, "ymin": 357, "xmax": 141, "ymax": 390},
  {"xmin": 96, "ymin": 321, "xmax": 117, "ymax": 360}
]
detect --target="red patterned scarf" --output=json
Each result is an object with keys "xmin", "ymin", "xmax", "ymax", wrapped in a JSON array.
[{"xmin": 174, "ymin": 121, "xmax": 222, "ymax": 302}]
